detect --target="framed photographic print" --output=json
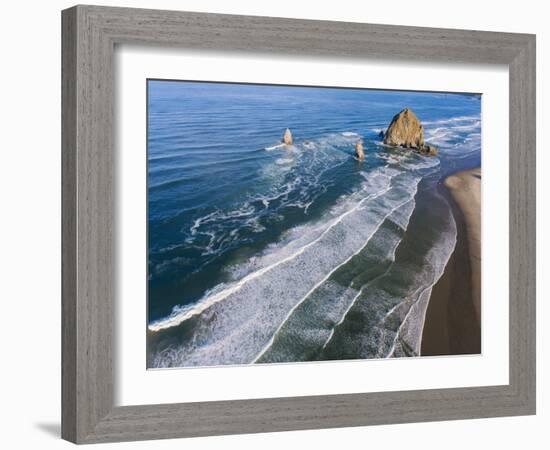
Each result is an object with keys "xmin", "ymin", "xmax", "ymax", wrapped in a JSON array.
[
  {"xmin": 62, "ymin": 5, "xmax": 536, "ymax": 444},
  {"xmin": 146, "ymin": 81, "xmax": 481, "ymax": 368}
]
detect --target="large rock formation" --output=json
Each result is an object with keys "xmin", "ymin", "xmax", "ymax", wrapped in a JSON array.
[
  {"xmin": 355, "ymin": 141, "xmax": 365, "ymax": 160},
  {"xmin": 383, "ymin": 108, "xmax": 424, "ymax": 148},
  {"xmin": 383, "ymin": 108, "xmax": 437, "ymax": 155},
  {"xmin": 283, "ymin": 128, "xmax": 293, "ymax": 145}
]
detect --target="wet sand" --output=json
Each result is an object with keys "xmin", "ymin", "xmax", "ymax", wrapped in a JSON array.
[{"xmin": 421, "ymin": 168, "xmax": 481, "ymax": 356}]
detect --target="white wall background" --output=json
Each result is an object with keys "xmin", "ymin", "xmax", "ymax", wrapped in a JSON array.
[{"xmin": 0, "ymin": 0, "xmax": 546, "ymax": 448}]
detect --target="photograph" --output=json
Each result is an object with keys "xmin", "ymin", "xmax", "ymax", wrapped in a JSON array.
[
  {"xmin": 146, "ymin": 80, "xmax": 482, "ymax": 368},
  {"xmin": 1, "ymin": 0, "xmax": 542, "ymax": 447}
]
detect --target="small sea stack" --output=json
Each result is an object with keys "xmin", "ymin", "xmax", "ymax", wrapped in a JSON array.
[
  {"xmin": 419, "ymin": 143, "xmax": 438, "ymax": 156},
  {"xmin": 355, "ymin": 140, "xmax": 365, "ymax": 160},
  {"xmin": 383, "ymin": 108, "xmax": 438, "ymax": 156},
  {"xmin": 283, "ymin": 128, "xmax": 293, "ymax": 145}
]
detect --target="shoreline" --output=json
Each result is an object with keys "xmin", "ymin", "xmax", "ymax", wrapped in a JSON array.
[{"xmin": 421, "ymin": 167, "xmax": 481, "ymax": 356}]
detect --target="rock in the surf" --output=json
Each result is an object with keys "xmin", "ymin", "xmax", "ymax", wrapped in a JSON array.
[
  {"xmin": 383, "ymin": 108, "xmax": 437, "ymax": 156},
  {"xmin": 355, "ymin": 140, "xmax": 365, "ymax": 160},
  {"xmin": 419, "ymin": 144, "xmax": 438, "ymax": 156},
  {"xmin": 283, "ymin": 128, "xmax": 293, "ymax": 145},
  {"xmin": 384, "ymin": 108, "xmax": 424, "ymax": 148}
]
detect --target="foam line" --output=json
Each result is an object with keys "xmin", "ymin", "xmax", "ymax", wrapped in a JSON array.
[
  {"xmin": 386, "ymin": 285, "xmax": 433, "ymax": 358},
  {"xmin": 386, "ymin": 214, "xmax": 458, "ymax": 358},
  {"xmin": 319, "ymin": 198, "xmax": 415, "ymax": 351},
  {"xmin": 422, "ymin": 115, "xmax": 480, "ymax": 126},
  {"xmin": 253, "ymin": 192, "xmax": 418, "ymax": 362},
  {"xmin": 265, "ymin": 143, "xmax": 285, "ymax": 151},
  {"xmin": 149, "ymin": 182, "xmax": 394, "ymax": 332}
]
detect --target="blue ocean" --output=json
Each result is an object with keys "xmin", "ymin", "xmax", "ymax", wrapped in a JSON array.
[{"xmin": 146, "ymin": 80, "xmax": 481, "ymax": 368}]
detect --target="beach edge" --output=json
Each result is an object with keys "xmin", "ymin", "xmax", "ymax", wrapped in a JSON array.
[{"xmin": 421, "ymin": 167, "xmax": 481, "ymax": 356}]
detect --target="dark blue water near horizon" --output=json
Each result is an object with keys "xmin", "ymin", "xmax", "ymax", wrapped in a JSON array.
[{"xmin": 146, "ymin": 80, "xmax": 481, "ymax": 368}]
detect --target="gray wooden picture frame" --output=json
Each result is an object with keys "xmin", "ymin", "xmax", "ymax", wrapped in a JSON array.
[{"xmin": 61, "ymin": 4, "xmax": 536, "ymax": 444}]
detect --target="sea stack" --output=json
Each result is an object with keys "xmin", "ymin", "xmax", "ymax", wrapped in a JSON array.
[
  {"xmin": 419, "ymin": 144, "xmax": 438, "ymax": 156},
  {"xmin": 383, "ymin": 108, "xmax": 437, "ymax": 156},
  {"xmin": 355, "ymin": 141, "xmax": 365, "ymax": 160},
  {"xmin": 283, "ymin": 128, "xmax": 293, "ymax": 145}
]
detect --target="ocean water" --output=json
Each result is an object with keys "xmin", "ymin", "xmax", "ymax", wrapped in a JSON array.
[{"xmin": 146, "ymin": 80, "xmax": 481, "ymax": 368}]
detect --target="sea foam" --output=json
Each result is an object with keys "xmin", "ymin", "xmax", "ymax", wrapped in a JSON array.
[{"xmin": 149, "ymin": 162, "xmax": 428, "ymax": 367}]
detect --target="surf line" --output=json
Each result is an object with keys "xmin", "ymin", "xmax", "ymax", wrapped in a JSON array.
[
  {"xmin": 252, "ymin": 189, "xmax": 419, "ymax": 364},
  {"xmin": 319, "ymin": 199, "xmax": 415, "ymax": 352},
  {"xmin": 148, "ymin": 180, "xmax": 394, "ymax": 332},
  {"xmin": 385, "ymin": 284, "xmax": 433, "ymax": 358},
  {"xmin": 385, "ymin": 220, "xmax": 457, "ymax": 358}
]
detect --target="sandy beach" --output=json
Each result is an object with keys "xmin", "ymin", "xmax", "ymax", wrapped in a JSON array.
[{"xmin": 422, "ymin": 168, "xmax": 481, "ymax": 355}]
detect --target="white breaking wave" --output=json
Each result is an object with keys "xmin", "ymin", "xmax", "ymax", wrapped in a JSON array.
[
  {"xmin": 264, "ymin": 143, "xmax": 285, "ymax": 151},
  {"xmin": 319, "ymin": 201, "xmax": 414, "ymax": 353},
  {"xmin": 148, "ymin": 112, "xmax": 478, "ymax": 367},
  {"xmin": 149, "ymin": 168, "xmax": 396, "ymax": 333},
  {"xmin": 252, "ymin": 193, "xmax": 418, "ymax": 363},
  {"xmin": 275, "ymin": 158, "xmax": 293, "ymax": 165},
  {"xmin": 423, "ymin": 115, "xmax": 481, "ymax": 151},
  {"xmin": 149, "ymin": 168, "xmax": 423, "ymax": 368},
  {"xmin": 422, "ymin": 115, "xmax": 480, "ymax": 126},
  {"xmin": 180, "ymin": 133, "xmax": 353, "ymax": 260},
  {"xmin": 226, "ymin": 168, "xmax": 397, "ymax": 282},
  {"xmin": 386, "ymin": 203, "xmax": 457, "ymax": 357},
  {"xmin": 256, "ymin": 199, "xmax": 415, "ymax": 362}
]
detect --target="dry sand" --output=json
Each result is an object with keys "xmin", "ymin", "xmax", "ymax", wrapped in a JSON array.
[
  {"xmin": 445, "ymin": 168, "xmax": 481, "ymax": 324},
  {"xmin": 421, "ymin": 168, "xmax": 481, "ymax": 355}
]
